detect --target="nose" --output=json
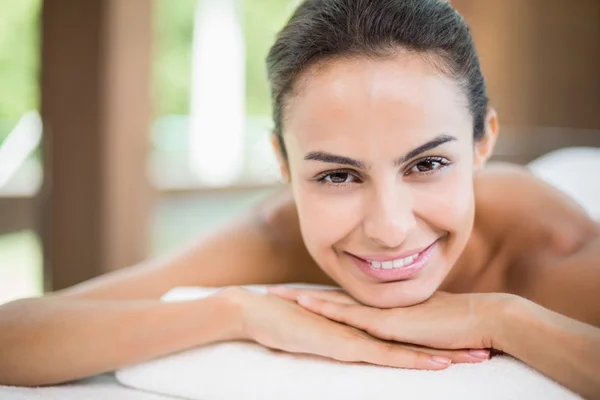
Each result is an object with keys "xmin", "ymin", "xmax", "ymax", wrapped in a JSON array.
[{"xmin": 363, "ymin": 182, "xmax": 416, "ymax": 249}]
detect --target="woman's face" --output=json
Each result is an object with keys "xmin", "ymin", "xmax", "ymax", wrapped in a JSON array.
[{"xmin": 278, "ymin": 54, "xmax": 491, "ymax": 308}]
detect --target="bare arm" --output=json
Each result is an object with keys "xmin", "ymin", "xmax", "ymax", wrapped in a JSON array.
[
  {"xmin": 273, "ymin": 287, "xmax": 600, "ymax": 399},
  {"xmin": 511, "ymin": 233, "xmax": 600, "ymax": 328},
  {"xmin": 0, "ymin": 190, "xmax": 327, "ymax": 386},
  {"xmin": 0, "ymin": 293, "xmax": 241, "ymax": 386},
  {"xmin": 496, "ymin": 296, "xmax": 600, "ymax": 400},
  {"xmin": 475, "ymin": 166, "xmax": 600, "ymax": 397},
  {"xmin": 503, "ymin": 233, "xmax": 600, "ymax": 398}
]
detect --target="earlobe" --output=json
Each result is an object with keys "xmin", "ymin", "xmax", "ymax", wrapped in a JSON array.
[
  {"xmin": 271, "ymin": 133, "xmax": 290, "ymax": 182},
  {"xmin": 473, "ymin": 108, "xmax": 499, "ymax": 170}
]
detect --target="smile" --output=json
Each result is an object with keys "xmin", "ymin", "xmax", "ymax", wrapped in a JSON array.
[
  {"xmin": 347, "ymin": 241, "xmax": 437, "ymax": 282},
  {"xmin": 367, "ymin": 253, "xmax": 420, "ymax": 269}
]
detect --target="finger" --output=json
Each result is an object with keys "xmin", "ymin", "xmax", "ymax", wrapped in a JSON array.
[
  {"xmin": 424, "ymin": 349, "xmax": 489, "ymax": 364},
  {"xmin": 297, "ymin": 296, "xmax": 375, "ymax": 331},
  {"xmin": 268, "ymin": 287, "xmax": 357, "ymax": 304},
  {"xmin": 266, "ymin": 286, "xmax": 304, "ymax": 301},
  {"xmin": 398, "ymin": 343, "xmax": 490, "ymax": 364},
  {"xmin": 268, "ymin": 286, "xmax": 358, "ymax": 304},
  {"xmin": 338, "ymin": 337, "xmax": 452, "ymax": 371}
]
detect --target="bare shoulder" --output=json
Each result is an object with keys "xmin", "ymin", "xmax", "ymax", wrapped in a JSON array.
[
  {"xmin": 472, "ymin": 163, "xmax": 600, "ymax": 318},
  {"xmin": 255, "ymin": 188, "xmax": 333, "ymax": 283},
  {"xmin": 473, "ymin": 162, "xmax": 598, "ymax": 248},
  {"xmin": 255, "ymin": 188, "xmax": 305, "ymax": 244},
  {"xmin": 57, "ymin": 188, "xmax": 329, "ymax": 300}
]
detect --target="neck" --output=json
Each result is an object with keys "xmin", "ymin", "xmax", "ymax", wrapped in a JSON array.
[{"xmin": 439, "ymin": 225, "xmax": 499, "ymax": 293}]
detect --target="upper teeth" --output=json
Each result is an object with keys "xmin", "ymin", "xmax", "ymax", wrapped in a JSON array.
[{"xmin": 370, "ymin": 254, "xmax": 418, "ymax": 269}]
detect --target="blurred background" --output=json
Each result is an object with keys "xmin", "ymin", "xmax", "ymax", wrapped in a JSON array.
[{"xmin": 0, "ymin": 0, "xmax": 598, "ymax": 304}]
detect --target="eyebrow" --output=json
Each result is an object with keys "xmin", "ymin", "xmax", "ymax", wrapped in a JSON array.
[
  {"xmin": 304, "ymin": 152, "xmax": 366, "ymax": 169},
  {"xmin": 303, "ymin": 134, "xmax": 457, "ymax": 169},
  {"xmin": 398, "ymin": 134, "xmax": 457, "ymax": 165}
]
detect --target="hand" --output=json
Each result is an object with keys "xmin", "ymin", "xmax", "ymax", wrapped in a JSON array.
[
  {"xmin": 225, "ymin": 287, "xmax": 488, "ymax": 369},
  {"xmin": 269, "ymin": 286, "xmax": 507, "ymax": 353},
  {"xmin": 217, "ymin": 287, "xmax": 490, "ymax": 370}
]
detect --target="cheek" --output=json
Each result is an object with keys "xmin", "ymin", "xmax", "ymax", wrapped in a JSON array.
[
  {"xmin": 414, "ymin": 165, "xmax": 475, "ymax": 233},
  {"xmin": 291, "ymin": 181, "xmax": 361, "ymax": 256}
]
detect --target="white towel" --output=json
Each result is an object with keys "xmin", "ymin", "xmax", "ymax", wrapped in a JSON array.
[
  {"xmin": 0, "ymin": 373, "xmax": 176, "ymax": 400},
  {"xmin": 116, "ymin": 149, "xmax": 598, "ymax": 399},
  {"xmin": 116, "ymin": 285, "xmax": 580, "ymax": 400},
  {"xmin": 528, "ymin": 146, "xmax": 600, "ymax": 221}
]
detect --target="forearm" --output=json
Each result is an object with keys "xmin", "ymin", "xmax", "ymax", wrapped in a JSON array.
[
  {"xmin": 496, "ymin": 296, "xmax": 600, "ymax": 399},
  {"xmin": 0, "ymin": 293, "xmax": 241, "ymax": 386}
]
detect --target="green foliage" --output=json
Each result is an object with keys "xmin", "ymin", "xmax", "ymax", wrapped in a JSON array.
[
  {"xmin": 0, "ymin": 0, "xmax": 40, "ymax": 140},
  {"xmin": 0, "ymin": 0, "xmax": 294, "ymax": 131},
  {"xmin": 242, "ymin": 0, "xmax": 296, "ymax": 116},
  {"xmin": 152, "ymin": 0, "xmax": 197, "ymax": 117},
  {"xmin": 0, "ymin": 0, "xmax": 40, "ymax": 118},
  {"xmin": 153, "ymin": 0, "xmax": 295, "ymax": 117}
]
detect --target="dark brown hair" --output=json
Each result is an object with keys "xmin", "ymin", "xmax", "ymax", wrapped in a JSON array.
[{"xmin": 267, "ymin": 0, "xmax": 488, "ymax": 159}]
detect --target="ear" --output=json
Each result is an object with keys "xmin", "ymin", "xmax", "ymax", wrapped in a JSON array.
[
  {"xmin": 271, "ymin": 133, "xmax": 290, "ymax": 182},
  {"xmin": 473, "ymin": 108, "xmax": 499, "ymax": 170}
]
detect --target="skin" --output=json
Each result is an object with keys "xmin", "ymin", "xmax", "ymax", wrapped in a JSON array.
[
  {"xmin": 0, "ymin": 51, "xmax": 599, "ymax": 397},
  {"xmin": 263, "ymin": 52, "xmax": 600, "ymax": 397},
  {"xmin": 276, "ymin": 54, "xmax": 493, "ymax": 308},
  {"xmin": 271, "ymin": 50, "xmax": 600, "ymax": 319}
]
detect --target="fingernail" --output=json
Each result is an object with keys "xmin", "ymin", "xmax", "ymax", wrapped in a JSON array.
[
  {"xmin": 468, "ymin": 350, "xmax": 490, "ymax": 360},
  {"xmin": 431, "ymin": 356, "xmax": 452, "ymax": 366}
]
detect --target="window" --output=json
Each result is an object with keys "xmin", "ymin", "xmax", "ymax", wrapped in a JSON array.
[
  {"xmin": 151, "ymin": 0, "xmax": 297, "ymax": 189},
  {"xmin": 0, "ymin": 0, "xmax": 42, "ymax": 303}
]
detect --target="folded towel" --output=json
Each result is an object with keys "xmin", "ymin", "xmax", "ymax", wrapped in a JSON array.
[
  {"xmin": 528, "ymin": 146, "xmax": 600, "ymax": 221},
  {"xmin": 116, "ymin": 284, "xmax": 580, "ymax": 400},
  {"xmin": 0, "ymin": 373, "xmax": 175, "ymax": 400}
]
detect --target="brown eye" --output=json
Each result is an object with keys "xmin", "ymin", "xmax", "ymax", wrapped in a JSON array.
[
  {"xmin": 416, "ymin": 159, "xmax": 440, "ymax": 172},
  {"xmin": 317, "ymin": 170, "xmax": 361, "ymax": 185},
  {"xmin": 326, "ymin": 172, "xmax": 352, "ymax": 183},
  {"xmin": 408, "ymin": 157, "xmax": 449, "ymax": 175}
]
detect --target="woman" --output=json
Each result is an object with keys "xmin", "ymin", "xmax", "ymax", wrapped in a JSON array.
[{"xmin": 1, "ymin": 0, "xmax": 599, "ymax": 397}]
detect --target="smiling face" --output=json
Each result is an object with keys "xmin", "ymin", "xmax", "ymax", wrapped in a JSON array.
[{"xmin": 275, "ymin": 53, "xmax": 495, "ymax": 308}]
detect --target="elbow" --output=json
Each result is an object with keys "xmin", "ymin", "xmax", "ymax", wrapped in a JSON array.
[{"xmin": 0, "ymin": 298, "xmax": 63, "ymax": 387}]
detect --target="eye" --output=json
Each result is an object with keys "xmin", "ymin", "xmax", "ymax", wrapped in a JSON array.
[
  {"xmin": 316, "ymin": 170, "xmax": 361, "ymax": 185},
  {"xmin": 407, "ymin": 157, "xmax": 450, "ymax": 175}
]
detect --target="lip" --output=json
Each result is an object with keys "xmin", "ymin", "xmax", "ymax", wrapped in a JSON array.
[
  {"xmin": 347, "ymin": 241, "xmax": 437, "ymax": 283},
  {"xmin": 355, "ymin": 244, "xmax": 432, "ymax": 263}
]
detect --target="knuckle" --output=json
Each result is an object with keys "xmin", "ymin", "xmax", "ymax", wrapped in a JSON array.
[
  {"xmin": 379, "ymin": 342, "xmax": 400, "ymax": 357},
  {"xmin": 367, "ymin": 341, "xmax": 408, "ymax": 365},
  {"xmin": 362, "ymin": 320, "xmax": 391, "ymax": 340},
  {"xmin": 365, "ymin": 323, "xmax": 386, "ymax": 339},
  {"xmin": 412, "ymin": 352, "xmax": 435, "ymax": 369},
  {"xmin": 217, "ymin": 286, "xmax": 250, "ymax": 305},
  {"xmin": 382, "ymin": 343, "xmax": 424, "ymax": 368},
  {"xmin": 320, "ymin": 302, "xmax": 339, "ymax": 315}
]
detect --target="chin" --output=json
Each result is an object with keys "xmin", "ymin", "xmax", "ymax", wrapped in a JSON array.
[
  {"xmin": 315, "ymin": 237, "xmax": 458, "ymax": 308},
  {"xmin": 349, "ymin": 280, "xmax": 439, "ymax": 308},
  {"xmin": 333, "ymin": 257, "xmax": 451, "ymax": 308}
]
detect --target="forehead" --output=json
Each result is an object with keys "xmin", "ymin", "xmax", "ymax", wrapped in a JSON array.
[{"xmin": 283, "ymin": 54, "xmax": 472, "ymax": 150}]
